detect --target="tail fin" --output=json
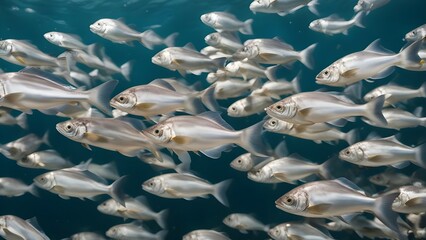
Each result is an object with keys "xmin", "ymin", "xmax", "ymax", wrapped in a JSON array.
[
  {"xmin": 28, "ymin": 183, "xmax": 40, "ymax": 197},
  {"xmin": 120, "ymin": 61, "xmax": 133, "ymax": 81},
  {"xmin": 397, "ymin": 39, "xmax": 423, "ymax": 70},
  {"xmin": 16, "ymin": 113, "xmax": 28, "ymax": 129},
  {"xmin": 240, "ymin": 19, "xmax": 253, "ymax": 35},
  {"xmin": 87, "ymin": 80, "xmax": 118, "ymax": 115},
  {"xmin": 419, "ymin": 82, "xmax": 426, "ymax": 98},
  {"xmin": 155, "ymin": 209, "xmax": 169, "ymax": 229},
  {"xmin": 184, "ymin": 94, "xmax": 205, "ymax": 115},
  {"xmin": 155, "ymin": 230, "xmax": 168, "ymax": 240},
  {"xmin": 212, "ymin": 57, "xmax": 227, "ymax": 68},
  {"xmin": 318, "ymin": 157, "xmax": 334, "ymax": 179},
  {"xmin": 299, "ymin": 43, "xmax": 317, "ymax": 69},
  {"xmin": 249, "ymin": 78, "xmax": 262, "ymax": 91},
  {"xmin": 307, "ymin": 0, "xmax": 320, "ymax": 15},
  {"xmin": 265, "ymin": 65, "xmax": 279, "ymax": 82},
  {"xmin": 101, "ymin": 161, "xmax": 120, "ymax": 180},
  {"xmin": 291, "ymin": 72, "xmax": 302, "ymax": 93},
  {"xmin": 212, "ymin": 179, "xmax": 232, "ymax": 206},
  {"xmin": 238, "ymin": 121, "xmax": 271, "ymax": 157},
  {"xmin": 352, "ymin": 11, "xmax": 365, "ymax": 28},
  {"xmin": 140, "ymin": 30, "xmax": 155, "ymax": 50},
  {"xmin": 373, "ymin": 192, "xmax": 404, "ymax": 239},
  {"xmin": 200, "ymin": 86, "xmax": 223, "ymax": 112},
  {"xmin": 108, "ymin": 175, "xmax": 127, "ymax": 207},
  {"xmin": 345, "ymin": 129, "xmax": 359, "ymax": 145},
  {"xmin": 41, "ymin": 131, "xmax": 51, "ymax": 147},
  {"xmin": 414, "ymin": 143, "xmax": 426, "ymax": 168},
  {"xmin": 164, "ymin": 32, "xmax": 179, "ymax": 47},
  {"xmin": 363, "ymin": 95, "xmax": 387, "ymax": 126}
]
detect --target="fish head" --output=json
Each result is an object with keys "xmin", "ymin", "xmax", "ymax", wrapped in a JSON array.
[
  {"xmin": 0, "ymin": 145, "xmax": 22, "ymax": 160},
  {"xmin": 265, "ymin": 99, "xmax": 297, "ymax": 120},
  {"xmin": 144, "ymin": 122, "xmax": 174, "ymax": 144},
  {"xmin": 227, "ymin": 100, "xmax": 245, "ymax": 117},
  {"xmin": 405, "ymin": 27, "xmax": 426, "ymax": 41},
  {"xmin": 309, "ymin": 19, "xmax": 324, "ymax": 32},
  {"xmin": 368, "ymin": 173, "xmax": 389, "ymax": 186},
  {"xmin": 205, "ymin": 33, "xmax": 221, "ymax": 47},
  {"xmin": 200, "ymin": 13, "xmax": 217, "ymax": 28},
  {"xmin": 17, "ymin": 152, "xmax": 39, "ymax": 168},
  {"xmin": 263, "ymin": 118, "xmax": 292, "ymax": 133},
  {"xmin": 339, "ymin": 145, "xmax": 364, "ymax": 163},
  {"xmin": 0, "ymin": 40, "xmax": 13, "ymax": 56},
  {"xmin": 97, "ymin": 199, "xmax": 118, "ymax": 214},
  {"xmin": 110, "ymin": 91, "xmax": 137, "ymax": 111},
  {"xmin": 56, "ymin": 119, "xmax": 87, "ymax": 140},
  {"xmin": 233, "ymin": 44, "xmax": 258, "ymax": 60},
  {"xmin": 0, "ymin": 215, "xmax": 12, "ymax": 229},
  {"xmin": 225, "ymin": 61, "xmax": 240, "ymax": 73},
  {"xmin": 222, "ymin": 214, "xmax": 238, "ymax": 227},
  {"xmin": 249, "ymin": 0, "xmax": 273, "ymax": 12},
  {"xmin": 106, "ymin": 226, "xmax": 122, "ymax": 238},
  {"xmin": 268, "ymin": 225, "xmax": 286, "ymax": 239},
  {"xmin": 247, "ymin": 166, "xmax": 271, "ymax": 182},
  {"xmin": 142, "ymin": 177, "xmax": 165, "ymax": 195},
  {"xmin": 230, "ymin": 153, "xmax": 254, "ymax": 171},
  {"xmin": 152, "ymin": 50, "xmax": 173, "ymax": 68},
  {"xmin": 43, "ymin": 32, "xmax": 62, "ymax": 44},
  {"xmin": 354, "ymin": 0, "xmax": 367, "ymax": 12},
  {"xmin": 275, "ymin": 189, "xmax": 309, "ymax": 214},
  {"xmin": 90, "ymin": 19, "xmax": 109, "ymax": 35},
  {"xmin": 316, "ymin": 65, "xmax": 340, "ymax": 85},
  {"xmin": 33, "ymin": 172, "xmax": 55, "ymax": 190}
]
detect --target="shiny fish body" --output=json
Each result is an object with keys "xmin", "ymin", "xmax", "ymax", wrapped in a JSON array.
[
  {"xmin": 106, "ymin": 222, "xmax": 167, "ymax": 240},
  {"xmin": 354, "ymin": 0, "xmax": 391, "ymax": 13},
  {"xmin": 0, "ymin": 215, "xmax": 49, "ymax": 240},
  {"xmin": 18, "ymin": 149, "xmax": 74, "ymax": 170},
  {"xmin": 230, "ymin": 153, "xmax": 272, "ymax": 172},
  {"xmin": 227, "ymin": 94, "xmax": 274, "ymax": 117},
  {"xmin": 200, "ymin": 12, "xmax": 253, "ymax": 35},
  {"xmin": 405, "ymin": 23, "xmax": 426, "ymax": 41},
  {"xmin": 362, "ymin": 108, "xmax": 426, "ymax": 130},
  {"xmin": 0, "ymin": 177, "xmax": 37, "ymax": 197},
  {"xmin": 44, "ymin": 31, "xmax": 90, "ymax": 50},
  {"xmin": 0, "ymin": 133, "xmax": 47, "ymax": 161},
  {"xmin": 0, "ymin": 110, "xmax": 27, "ymax": 129},
  {"xmin": 205, "ymin": 32, "xmax": 243, "ymax": 53},
  {"xmin": 225, "ymin": 60, "xmax": 273, "ymax": 80},
  {"xmin": 363, "ymin": 83, "xmax": 426, "ymax": 106},
  {"xmin": 183, "ymin": 229, "xmax": 230, "ymax": 240},
  {"xmin": 249, "ymin": 0, "xmax": 319, "ymax": 16},
  {"xmin": 223, "ymin": 213, "xmax": 269, "ymax": 233},
  {"xmin": 69, "ymin": 232, "xmax": 106, "ymax": 240},
  {"xmin": 90, "ymin": 18, "xmax": 142, "ymax": 45},
  {"xmin": 268, "ymin": 222, "xmax": 334, "ymax": 240},
  {"xmin": 309, "ymin": 12, "xmax": 364, "ymax": 36},
  {"xmin": 214, "ymin": 78, "xmax": 261, "ymax": 99}
]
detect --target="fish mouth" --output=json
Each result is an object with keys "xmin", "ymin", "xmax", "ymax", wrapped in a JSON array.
[
  {"xmin": 89, "ymin": 25, "xmax": 98, "ymax": 33},
  {"xmin": 55, "ymin": 123, "xmax": 68, "ymax": 137}
]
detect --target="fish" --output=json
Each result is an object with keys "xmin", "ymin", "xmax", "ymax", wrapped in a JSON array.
[
  {"xmin": 56, "ymin": 117, "xmax": 159, "ymax": 159},
  {"xmin": 392, "ymin": 185, "xmax": 426, "ymax": 213},
  {"xmin": 97, "ymin": 195, "xmax": 168, "ymax": 228},
  {"xmin": 200, "ymin": 46, "xmax": 233, "ymax": 59},
  {"xmin": 0, "ymin": 133, "xmax": 49, "ymax": 161},
  {"xmin": 223, "ymin": 213, "xmax": 269, "ymax": 233},
  {"xmin": 309, "ymin": 12, "xmax": 365, "ymax": 36},
  {"xmin": 0, "ymin": 215, "xmax": 49, "ymax": 240},
  {"xmin": 44, "ymin": 31, "xmax": 92, "ymax": 51},
  {"xmin": 251, "ymin": 74, "xmax": 301, "ymax": 99},
  {"xmin": 227, "ymin": 93, "xmax": 274, "ymax": 117},
  {"xmin": 265, "ymin": 91, "xmax": 387, "ymax": 126},
  {"xmin": 268, "ymin": 222, "xmax": 334, "ymax": 240},
  {"xmin": 233, "ymin": 38, "xmax": 317, "ymax": 69},
  {"xmin": 142, "ymin": 173, "xmax": 231, "ymax": 206},
  {"xmin": 68, "ymin": 232, "xmax": 106, "ymax": 240},
  {"xmin": 316, "ymin": 39, "xmax": 423, "ymax": 86},
  {"xmin": 354, "ymin": 0, "xmax": 391, "ymax": 14},
  {"xmin": 249, "ymin": 0, "xmax": 320, "ymax": 16},
  {"xmin": 225, "ymin": 60, "xmax": 277, "ymax": 80},
  {"xmin": 363, "ymin": 82, "xmax": 426, "ymax": 106},
  {"xmin": 0, "ymin": 110, "xmax": 27, "ymax": 129},
  {"xmin": 182, "ymin": 229, "xmax": 230, "ymax": 240},
  {"xmin": 264, "ymin": 118, "xmax": 358, "ymax": 145},
  {"xmin": 152, "ymin": 44, "xmax": 225, "ymax": 76},
  {"xmin": 106, "ymin": 222, "xmax": 167, "ymax": 240},
  {"xmin": 206, "ymin": 69, "xmax": 236, "ymax": 83},
  {"xmin": 142, "ymin": 112, "xmax": 270, "ymax": 162},
  {"xmin": 0, "ymin": 70, "xmax": 118, "ymax": 114},
  {"xmin": 369, "ymin": 170, "xmax": 414, "ymax": 187},
  {"xmin": 405, "ymin": 24, "xmax": 426, "ymax": 41},
  {"xmin": 275, "ymin": 178, "xmax": 402, "ymax": 237},
  {"xmin": 205, "ymin": 32, "xmax": 243, "ymax": 53},
  {"xmin": 138, "ymin": 151, "xmax": 189, "ymax": 173},
  {"xmin": 214, "ymin": 78, "xmax": 262, "ymax": 99},
  {"xmin": 90, "ymin": 18, "xmax": 176, "ymax": 49},
  {"xmin": 230, "ymin": 153, "xmax": 273, "ymax": 172},
  {"xmin": 17, "ymin": 149, "xmax": 74, "ymax": 170},
  {"xmin": 0, "ymin": 177, "xmax": 38, "ymax": 197},
  {"xmin": 361, "ymin": 107, "xmax": 426, "ymax": 130},
  {"xmin": 33, "ymin": 166, "xmax": 127, "ymax": 206},
  {"xmin": 339, "ymin": 136, "xmax": 426, "ymax": 169},
  {"xmin": 200, "ymin": 12, "xmax": 253, "ymax": 35}
]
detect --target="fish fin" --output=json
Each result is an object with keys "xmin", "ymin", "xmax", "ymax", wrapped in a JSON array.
[
  {"xmin": 405, "ymin": 197, "xmax": 426, "ymax": 207},
  {"xmin": 341, "ymin": 69, "xmax": 358, "ymax": 78},
  {"xmin": 171, "ymin": 136, "xmax": 191, "ymax": 145},
  {"xmin": 398, "ymin": 38, "xmax": 424, "ymax": 69},
  {"xmin": 200, "ymin": 85, "xmax": 223, "ymax": 112},
  {"xmin": 364, "ymin": 95, "xmax": 387, "ymax": 126},
  {"xmin": 353, "ymin": 11, "xmax": 365, "ymax": 28},
  {"xmin": 265, "ymin": 65, "xmax": 280, "ymax": 82},
  {"xmin": 239, "ymin": 121, "xmax": 271, "ymax": 157},
  {"xmin": 369, "ymin": 67, "xmax": 394, "ymax": 80},
  {"xmin": 318, "ymin": 157, "xmax": 336, "ymax": 180},
  {"xmin": 240, "ymin": 19, "xmax": 253, "ymax": 35},
  {"xmin": 135, "ymin": 102, "xmax": 156, "ymax": 110},
  {"xmin": 298, "ymin": 108, "xmax": 312, "ymax": 117},
  {"xmin": 184, "ymin": 95, "xmax": 205, "ymax": 115},
  {"xmin": 165, "ymin": 187, "xmax": 181, "ymax": 198},
  {"xmin": 345, "ymin": 129, "xmax": 359, "ymax": 145},
  {"xmin": 140, "ymin": 32, "xmax": 155, "ymax": 50},
  {"xmin": 391, "ymin": 161, "xmax": 410, "ymax": 169},
  {"xmin": 156, "ymin": 209, "xmax": 169, "ymax": 229},
  {"xmin": 81, "ymin": 143, "xmax": 92, "ymax": 150},
  {"xmin": 53, "ymin": 185, "xmax": 66, "ymax": 194},
  {"xmin": 364, "ymin": 39, "xmax": 394, "ymax": 54},
  {"xmin": 173, "ymin": 149, "xmax": 191, "ymax": 164},
  {"xmin": 213, "ymin": 179, "xmax": 232, "ymax": 207},
  {"xmin": 299, "ymin": 43, "xmax": 317, "ymax": 69},
  {"xmin": 2, "ymin": 93, "xmax": 25, "ymax": 104},
  {"xmin": 83, "ymin": 132, "xmax": 109, "ymax": 143},
  {"xmin": 201, "ymin": 144, "xmax": 234, "ymax": 159},
  {"xmin": 177, "ymin": 69, "xmax": 186, "ymax": 77},
  {"xmin": 164, "ymin": 32, "xmax": 179, "ymax": 47},
  {"xmin": 258, "ymin": 53, "xmax": 276, "ymax": 61},
  {"xmin": 109, "ymin": 176, "xmax": 128, "ymax": 207},
  {"xmin": 198, "ymin": 111, "xmax": 234, "ymax": 130},
  {"xmin": 3, "ymin": 228, "xmax": 25, "ymax": 240},
  {"xmin": 274, "ymin": 141, "xmax": 288, "ymax": 158},
  {"xmin": 87, "ymin": 80, "xmax": 118, "ymax": 115},
  {"xmin": 307, "ymin": 204, "xmax": 332, "ymax": 214},
  {"xmin": 183, "ymin": 43, "xmax": 196, "ymax": 51},
  {"xmin": 373, "ymin": 192, "xmax": 402, "ymax": 238},
  {"xmin": 28, "ymin": 183, "xmax": 40, "ymax": 197},
  {"xmin": 11, "ymin": 52, "xmax": 28, "ymax": 64},
  {"xmin": 272, "ymin": 173, "xmax": 290, "ymax": 182},
  {"xmin": 120, "ymin": 61, "xmax": 133, "ymax": 81},
  {"xmin": 307, "ymin": 0, "xmax": 320, "ymax": 15},
  {"xmin": 415, "ymin": 142, "xmax": 426, "ymax": 168},
  {"xmin": 333, "ymin": 177, "xmax": 365, "ymax": 194}
]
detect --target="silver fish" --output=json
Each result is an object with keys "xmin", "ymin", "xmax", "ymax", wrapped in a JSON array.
[
  {"xmin": 138, "ymin": 151, "xmax": 189, "ymax": 173},
  {"xmin": 0, "ymin": 110, "xmax": 27, "ymax": 129},
  {"xmin": 309, "ymin": 12, "xmax": 365, "ymax": 35},
  {"xmin": 97, "ymin": 195, "xmax": 168, "ymax": 228},
  {"xmin": 268, "ymin": 222, "xmax": 334, "ymax": 240},
  {"xmin": 214, "ymin": 78, "xmax": 262, "ymax": 99},
  {"xmin": 362, "ymin": 107, "xmax": 426, "ymax": 130},
  {"xmin": 249, "ymin": 0, "xmax": 320, "ymax": 16},
  {"xmin": 275, "ymin": 178, "xmax": 401, "ymax": 236},
  {"xmin": 0, "ymin": 133, "xmax": 48, "ymax": 161},
  {"xmin": 223, "ymin": 213, "xmax": 269, "ymax": 233},
  {"xmin": 205, "ymin": 32, "xmax": 243, "ymax": 53},
  {"xmin": 182, "ymin": 229, "xmax": 230, "ymax": 240},
  {"xmin": 405, "ymin": 24, "xmax": 426, "ymax": 41},
  {"xmin": 316, "ymin": 39, "xmax": 423, "ymax": 86},
  {"xmin": 106, "ymin": 222, "xmax": 167, "ymax": 240},
  {"xmin": 354, "ymin": 0, "xmax": 390, "ymax": 14},
  {"xmin": 18, "ymin": 149, "xmax": 74, "ymax": 170},
  {"xmin": 44, "ymin": 31, "xmax": 91, "ymax": 51},
  {"xmin": 0, "ymin": 215, "xmax": 49, "ymax": 240},
  {"xmin": 227, "ymin": 94, "xmax": 274, "ymax": 117},
  {"xmin": 207, "ymin": 69, "xmax": 237, "ymax": 83},
  {"xmin": 142, "ymin": 173, "xmax": 231, "ymax": 206},
  {"xmin": 363, "ymin": 82, "xmax": 426, "ymax": 106},
  {"xmin": 200, "ymin": 46, "xmax": 233, "ymax": 59},
  {"xmin": 68, "ymin": 232, "xmax": 106, "ymax": 240},
  {"xmin": 369, "ymin": 171, "xmax": 413, "ymax": 187},
  {"xmin": 200, "ymin": 12, "xmax": 253, "ymax": 35},
  {"xmin": 251, "ymin": 74, "xmax": 301, "ymax": 99},
  {"xmin": 265, "ymin": 91, "xmax": 387, "ymax": 126},
  {"xmin": 225, "ymin": 60, "xmax": 276, "ymax": 80},
  {"xmin": 33, "ymin": 166, "xmax": 127, "ymax": 205},
  {"xmin": 339, "ymin": 136, "xmax": 426, "ymax": 169},
  {"xmin": 393, "ymin": 185, "xmax": 426, "ymax": 213},
  {"xmin": 0, "ymin": 71, "xmax": 117, "ymax": 114},
  {"xmin": 0, "ymin": 177, "xmax": 38, "ymax": 197},
  {"xmin": 230, "ymin": 153, "xmax": 272, "ymax": 172},
  {"xmin": 142, "ymin": 112, "xmax": 269, "ymax": 162}
]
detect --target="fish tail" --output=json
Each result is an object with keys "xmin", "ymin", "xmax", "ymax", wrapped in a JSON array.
[
  {"xmin": 16, "ymin": 112, "xmax": 28, "ymax": 129},
  {"xmin": 241, "ymin": 19, "xmax": 253, "ymax": 35},
  {"xmin": 239, "ymin": 121, "xmax": 271, "ymax": 157},
  {"xmin": 109, "ymin": 175, "xmax": 128, "ymax": 207},
  {"xmin": 200, "ymin": 85, "xmax": 223, "ymax": 112},
  {"xmin": 101, "ymin": 161, "xmax": 120, "ymax": 180},
  {"xmin": 175, "ymin": 161, "xmax": 191, "ymax": 174},
  {"xmin": 41, "ymin": 130, "xmax": 51, "ymax": 147},
  {"xmin": 163, "ymin": 32, "xmax": 179, "ymax": 47},
  {"xmin": 419, "ymin": 82, "xmax": 426, "ymax": 98},
  {"xmin": 139, "ymin": 30, "xmax": 155, "ymax": 50},
  {"xmin": 364, "ymin": 95, "xmax": 387, "ymax": 126},
  {"xmin": 307, "ymin": 0, "xmax": 320, "ymax": 15},
  {"xmin": 345, "ymin": 128, "xmax": 359, "ymax": 145},
  {"xmin": 28, "ymin": 183, "xmax": 40, "ymax": 197},
  {"xmin": 397, "ymin": 38, "xmax": 423, "ymax": 69},
  {"xmin": 415, "ymin": 142, "xmax": 426, "ymax": 168},
  {"xmin": 291, "ymin": 72, "xmax": 302, "ymax": 93},
  {"xmin": 87, "ymin": 80, "xmax": 118, "ymax": 115},
  {"xmin": 213, "ymin": 179, "xmax": 232, "ymax": 207},
  {"xmin": 212, "ymin": 57, "xmax": 227, "ymax": 69},
  {"xmin": 318, "ymin": 157, "xmax": 335, "ymax": 180},
  {"xmin": 120, "ymin": 60, "xmax": 133, "ymax": 81},
  {"xmin": 155, "ymin": 230, "xmax": 168, "ymax": 240},
  {"xmin": 299, "ymin": 43, "xmax": 317, "ymax": 69},
  {"xmin": 249, "ymin": 78, "xmax": 262, "ymax": 91},
  {"xmin": 155, "ymin": 209, "xmax": 169, "ymax": 229},
  {"xmin": 353, "ymin": 11, "xmax": 365, "ymax": 28},
  {"xmin": 185, "ymin": 94, "xmax": 205, "ymax": 114},
  {"xmin": 373, "ymin": 192, "xmax": 405, "ymax": 240},
  {"xmin": 265, "ymin": 65, "xmax": 280, "ymax": 82}
]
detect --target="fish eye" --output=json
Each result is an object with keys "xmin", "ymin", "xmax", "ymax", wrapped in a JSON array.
[
  {"xmin": 345, "ymin": 150, "xmax": 350, "ymax": 155},
  {"xmin": 275, "ymin": 105, "xmax": 282, "ymax": 110},
  {"xmin": 412, "ymin": 31, "xmax": 417, "ymax": 36},
  {"xmin": 97, "ymin": 22, "xmax": 101, "ymax": 25},
  {"xmin": 149, "ymin": 182, "xmax": 154, "ymax": 186},
  {"xmin": 271, "ymin": 120, "xmax": 276, "ymax": 125},
  {"xmin": 231, "ymin": 107, "xmax": 236, "ymax": 111},
  {"xmin": 284, "ymin": 196, "xmax": 295, "ymax": 205},
  {"xmin": 50, "ymin": 34, "xmax": 53, "ymax": 37},
  {"xmin": 324, "ymin": 70, "xmax": 329, "ymax": 75},
  {"xmin": 237, "ymin": 159, "xmax": 242, "ymax": 163}
]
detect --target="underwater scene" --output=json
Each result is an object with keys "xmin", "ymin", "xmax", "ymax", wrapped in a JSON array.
[{"xmin": 0, "ymin": 0, "xmax": 425, "ymax": 239}]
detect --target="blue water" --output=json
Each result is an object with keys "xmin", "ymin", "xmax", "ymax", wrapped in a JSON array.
[{"xmin": 0, "ymin": 0, "xmax": 425, "ymax": 239}]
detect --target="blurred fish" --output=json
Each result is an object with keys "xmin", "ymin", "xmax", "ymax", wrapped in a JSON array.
[
  {"xmin": 106, "ymin": 222, "xmax": 167, "ymax": 240},
  {"xmin": 88, "ymin": 161, "xmax": 120, "ymax": 181},
  {"xmin": 309, "ymin": 12, "xmax": 365, "ymax": 36},
  {"xmin": 363, "ymin": 82, "xmax": 426, "ymax": 106},
  {"xmin": 0, "ymin": 110, "xmax": 27, "ymax": 129},
  {"xmin": 393, "ymin": 185, "xmax": 426, "ymax": 213},
  {"xmin": 138, "ymin": 151, "xmax": 189, "ymax": 173},
  {"xmin": 405, "ymin": 24, "xmax": 426, "ymax": 41},
  {"xmin": 67, "ymin": 232, "xmax": 106, "ymax": 240},
  {"xmin": 138, "ymin": 30, "xmax": 178, "ymax": 50},
  {"xmin": 230, "ymin": 153, "xmax": 272, "ymax": 172},
  {"xmin": 97, "ymin": 195, "xmax": 168, "ymax": 228},
  {"xmin": 214, "ymin": 78, "xmax": 262, "ymax": 99},
  {"xmin": 354, "ymin": 0, "xmax": 391, "ymax": 14},
  {"xmin": 18, "ymin": 150, "xmax": 74, "ymax": 170},
  {"xmin": 275, "ymin": 178, "xmax": 401, "ymax": 237},
  {"xmin": 362, "ymin": 107, "xmax": 426, "ymax": 130},
  {"xmin": 225, "ymin": 60, "xmax": 277, "ymax": 80},
  {"xmin": 200, "ymin": 46, "xmax": 233, "ymax": 59},
  {"xmin": 369, "ymin": 171, "xmax": 413, "ymax": 187},
  {"xmin": 44, "ymin": 32, "xmax": 92, "ymax": 51},
  {"xmin": 265, "ymin": 92, "xmax": 387, "ymax": 125},
  {"xmin": 316, "ymin": 39, "xmax": 423, "ymax": 86},
  {"xmin": 0, "ymin": 133, "xmax": 49, "ymax": 161},
  {"xmin": 227, "ymin": 93, "xmax": 274, "ymax": 117},
  {"xmin": 251, "ymin": 74, "xmax": 301, "ymax": 99},
  {"xmin": 339, "ymin": 136, "xmax": 426, "ymax": 169},
  {"xmin": 268, "ymin": 222, "xmax": 334, "ymax": 240},
  {"xmin": 0, "ymin": 215, "xmax": 49, "ymax": 240},
  {"xmin": 200, "ymin": 12, "xmax": 253, "ymax": 35},
  {"xmin": 249, "ymin": 0, "xmax": 319, "ymax": 16},
  {"xmin": 142, "ymin": 173, "xmax": 231, "ymax": 206},
  {"xmin": 205, "ymin": 32, "xmax": 243, "ymax": 53},
  {"xmin": 182, "ymin": 229, "xmax": 230, "ymax": 240},
  {"xmin": 0, "ymin": 177, "xmax": 38, "ymax": 197},
  {"xmin": 207, "ymin": 69, "xmax": 237, "ymax": 83},
  {"xmin": 223, "ymin": 213, "xmax": 269, "ymax": 233}
]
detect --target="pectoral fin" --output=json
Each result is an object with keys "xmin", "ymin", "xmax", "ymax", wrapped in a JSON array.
[
  {"xmin": 341, "ymin": 69, "xmax": 358, "ymax": 78},
  {"xmin": 171, "ymin": 136, "xmax": 190, "ymax": 145},
  {"xmin": 135, "ymin": 102, "xmax": 156, "ymax": 110},
  {"xmin": 53, "ymin": 186, "xmax": 66, "ymax": 194},
  {"xmin": 259, "ymin": 53, "xmax": 276, "ymax": 61},
  {"xmin": 298, "ymin": 108, "xmax": 312, "ymax": 117},
  {"xmin": 165, "ymin": 188, "xmax": 181, "ymax": 198},
  {"xmin": 306, "ymin": 204, "xmax": 332, "ymax": 214},
  {"xmin": 2, "ymin": 93, "xmax": 25, "ymax": 103},
  {"xmin": 81, "ymin": 143, "xmax": 92, "ymax": 150},
  {"xmin": 83, "ymin": 132, "xmax": 109, "ymax": 143},
  {"xmin": 368, "ymin": 155, "xmax": 384, "ymax": 162},
  {"xmin": 11, "ymin": 52, "xmax": 28, "ymax": 65},
  {"xmin": 272, "ymin": 173, "xmax": 290, "ymax": 182}
]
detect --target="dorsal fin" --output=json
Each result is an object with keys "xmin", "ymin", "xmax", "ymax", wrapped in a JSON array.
[
  {"xmin": 198, "ymin": 111, "xmax": 234, "ymax": 130},
  {"xmin": 333, "ymin": 177, "xmax": 365, "ymax": 195},
  {"xmin": 381, "ymin": 135, "xmax": 401, "ymax": 143},
  {"xmin": 364, "ymin": 39, "xmax": 395, "ymax": 54},
  {"xmin": 183, "ymin": 43, "xmax": 196, "ymax": 51},
  {"xmin": 323, "ymin": 14, "xmax": 344, "ymax": 21},
  {"xmin": 149, "ymin": 79, "xmax": 176, "ymax": 91}
]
